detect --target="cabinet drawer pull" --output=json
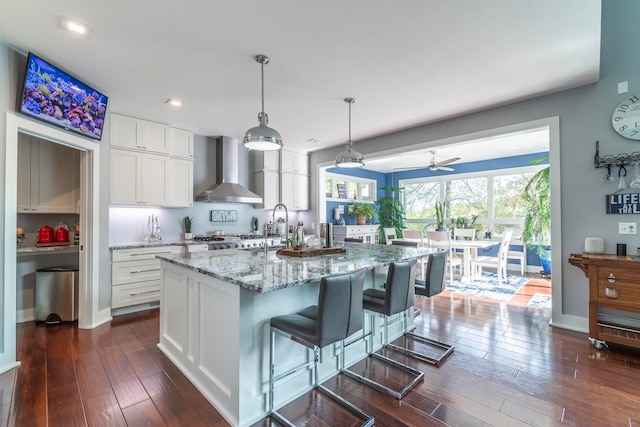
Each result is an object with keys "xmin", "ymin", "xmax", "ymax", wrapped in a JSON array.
[
  {"xmin": 130, "ymin": 289, "xmax": 159, "ymax": 296},
  {"xmin": 131, "ymin": 268, "xmax": 160, "ymax": 274},
  {"xmin": 130, "ymin": 251, "xmax": 171, "ymax": 256},
  {"xmin": 607, "ymin": 273, "xmax": 616, "ymax": 283},
  {"xmin": 605, "ymin": 287, "xmax": 619, "ymax": 299}
]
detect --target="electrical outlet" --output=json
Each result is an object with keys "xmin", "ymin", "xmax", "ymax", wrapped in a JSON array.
[{"xmin": 619, "ymin": 222, "xmax": 637, "ymax": 234}]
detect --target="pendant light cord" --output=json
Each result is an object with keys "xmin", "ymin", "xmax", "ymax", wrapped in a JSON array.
[{"xmin": 261, "ymin": 61, "xmax": 265, "ymax": 115}]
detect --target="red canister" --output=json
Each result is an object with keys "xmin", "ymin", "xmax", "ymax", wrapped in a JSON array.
[
  {"xmin": 55, "ymin": 227, "xmax": 69, "ymax": 242},
  {"xmin": 38, "ymin": 225, "xmax": 54, "ymax": 243}
]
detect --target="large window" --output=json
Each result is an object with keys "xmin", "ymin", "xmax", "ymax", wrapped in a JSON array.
[{"xmin": 400, "ymin": 166, "xmax": 543, "ymax": 237}]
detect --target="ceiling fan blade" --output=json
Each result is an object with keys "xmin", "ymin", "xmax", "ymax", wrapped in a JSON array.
[
  {"xmin": 393, "ymin": 166, "xmax": 421, "ymax": 171},
  {"xmin": 435, "ymin": 156, "xmax": 461, "ymax": 167},
  {"xmin": 438, "ymin": 166, "xmax": 455, "ymax": 171}
]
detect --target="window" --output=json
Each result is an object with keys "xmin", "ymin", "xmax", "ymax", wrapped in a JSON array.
[
  {"xmin": 326, "ymin": 173, "xmax": 376, "ymax": 201},
  {"xmin": 400, "ymin": 166, "xmax": 543, "ymax": 236}
]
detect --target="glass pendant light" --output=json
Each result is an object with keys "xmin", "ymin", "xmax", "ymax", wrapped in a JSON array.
[
  {"xmin": 243, "ymin": 55, "xmax": 283, "ymax": 151},
  {"xmin": 335, "ymin": 97, "xmax": 364, "ymax": 168}
]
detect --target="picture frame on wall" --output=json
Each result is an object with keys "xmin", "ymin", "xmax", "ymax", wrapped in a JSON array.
[{"xmin": 336, "ymin": 183, "xmax": 347, "ymax": 199}]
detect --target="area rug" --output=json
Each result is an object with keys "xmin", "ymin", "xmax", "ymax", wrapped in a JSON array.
[
  {"xmin": 445, "ymin": 272, "xmax": 531, "ymax": 302},
  {"xmin": 527, "ymin": 293, "xmax": 552, "ymax": 309}
]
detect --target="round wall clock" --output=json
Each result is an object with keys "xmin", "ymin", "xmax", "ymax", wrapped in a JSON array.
[{"xmin": 611, "ymin": 93, "xmax": 640, "ymax": 140}]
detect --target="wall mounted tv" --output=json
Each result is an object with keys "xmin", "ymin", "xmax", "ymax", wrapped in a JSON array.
[{"xmin": 18, "ymin": 52, "xmax": 108, "ymax": 141}]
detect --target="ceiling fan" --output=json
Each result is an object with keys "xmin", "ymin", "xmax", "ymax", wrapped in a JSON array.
[{"xmin": 396, "ymin": 150, "xmax": 461, "ymax": 172}]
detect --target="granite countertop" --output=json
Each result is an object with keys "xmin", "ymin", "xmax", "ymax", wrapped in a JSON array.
[
  {"xmin": 109, "ymin": 240, "xmax": 209, "ymax": 250},
  {"xmin": 17, "ymin": 244, "xmax": 80, "ymax": 256},
  {"xmin": 157, "ymin": 243, "xmax": 440, "ymax": 293}
]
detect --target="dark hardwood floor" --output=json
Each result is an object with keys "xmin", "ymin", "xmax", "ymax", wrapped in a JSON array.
[{"xmin": 2, "ymin": 292, "xmax": 640, "ymax": 426}]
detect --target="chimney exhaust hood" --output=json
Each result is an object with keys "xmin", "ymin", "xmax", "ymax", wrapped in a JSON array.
[{"xmin": 195, "ymin": 136, "xmax": 263, "ymax": 204}]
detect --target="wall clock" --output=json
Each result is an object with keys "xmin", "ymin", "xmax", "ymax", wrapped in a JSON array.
[{"xmin": 612, "ymin": 93, "xmax": 640, "ymax": 140}]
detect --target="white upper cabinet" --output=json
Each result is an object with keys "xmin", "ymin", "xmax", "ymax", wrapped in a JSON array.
[
  {"xmin": 110, "ymin": 113, "xmax": 169, "ymax": 154},
  {"xmin": 166, "ymin": 158, "xmax": 194, "ymax": 207},
  {"xmin": 18, "ymin": 133, "xmax": 79, "ymax": 213},
  {"xmin": 169, "ymin": 128, "xmax": 194, "ymax": 159},
  {"xmin": 254, "ymin": 151, "xmax": 279, "ymax": 171},
  {"xmin": 110, "ymin": 149, "xmax": 168, "ymax": 206},
  {"xmin": 281, "ymin": 150, "xmax": 308, "ymax": 175}
]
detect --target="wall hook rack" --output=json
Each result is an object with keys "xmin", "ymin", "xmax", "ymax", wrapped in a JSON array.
[{"xmin": 594, "ymin": 140, "xmax": 640, "ymax": 168}]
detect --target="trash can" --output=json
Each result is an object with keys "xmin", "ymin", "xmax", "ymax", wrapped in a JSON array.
[{"xmin": 35, "ymin": 266, "xmax": 79, "ymax": 324}]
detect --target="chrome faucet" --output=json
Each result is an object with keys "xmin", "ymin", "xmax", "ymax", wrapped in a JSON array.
[{"xmin": 271, "ymin": 203, "xmax": 289, "ymax": 249}]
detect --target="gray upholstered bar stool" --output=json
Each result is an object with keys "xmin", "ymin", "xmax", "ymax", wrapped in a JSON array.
[
  {"xmin": 269, "ymin": 270, "xmax": 374, "ymax": 427},
  {"xmin": 386, "ymin": 250, "xmax": 455, "ymax": 365},
  {"xmin": 343, "ymin": 259, "xmax": 425, "ymax": 399}
]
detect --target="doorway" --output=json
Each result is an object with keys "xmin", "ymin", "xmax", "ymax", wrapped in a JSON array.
[{"xmin": 3, "ymin": 113, "xmax": 104, "ymax": 371}]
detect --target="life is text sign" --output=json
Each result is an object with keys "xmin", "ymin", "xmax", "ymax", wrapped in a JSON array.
[{"xmin": 606, "ymin": 193, "xmax": 640, "ymax": 214}]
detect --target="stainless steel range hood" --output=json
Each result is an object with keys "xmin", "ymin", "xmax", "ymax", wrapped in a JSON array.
[{"xmin": 195, "ymin": 136, "xmax": 263, "ymax": 204}]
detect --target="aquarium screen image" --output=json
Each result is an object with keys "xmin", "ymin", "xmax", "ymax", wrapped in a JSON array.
[{"xmin": 18, "ymin": 52, "xmax": 108, "ymax": 141}]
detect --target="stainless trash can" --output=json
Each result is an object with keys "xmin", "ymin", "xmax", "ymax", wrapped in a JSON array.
[{"xmin": 36, "ymin": 266, "xmax": 79, "ymax": 323}]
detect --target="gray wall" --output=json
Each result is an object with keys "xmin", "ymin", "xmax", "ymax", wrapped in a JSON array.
[{"xmin": 310, "ymin": 1, "xmax": 638, "ymax": 322}]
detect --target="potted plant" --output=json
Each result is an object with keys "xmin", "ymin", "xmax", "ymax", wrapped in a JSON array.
[
  {"xmin": 376, "ymin": 185, "xmax": 406, "ymax": 243},
  {"xmin": 521, "ymin": 161, "xmax": 551, "ymax": 273},
  {"xmin": 183, "ymin": 216, "xmax": 193, "ymax": 240},
  {"xmin": 435, "ymin": 201, "xmax": 445, "ymax": 230},
  {"xmin": 348, "ymin": 202, "xmax": 376, "ymax": 225}
]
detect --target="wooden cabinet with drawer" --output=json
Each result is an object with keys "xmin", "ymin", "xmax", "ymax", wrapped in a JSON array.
[
  {"xmin": 569, "ymin": 253, "xmax": 640, "ymax": 350},
  {"xmin": 111, "ymin": 246, "xmax": 183, "ymax": 309}
]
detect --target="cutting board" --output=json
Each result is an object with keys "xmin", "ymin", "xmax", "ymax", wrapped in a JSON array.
[
  {"xmin": 36, "ymin": 241, "xmax": 71, "ymax": 247},
  {"xmin": 276, "ymin": 247, "xmax": 346, "ymax": 258}
]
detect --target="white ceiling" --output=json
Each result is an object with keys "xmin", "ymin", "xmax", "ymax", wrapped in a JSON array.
[{"xmin": 0, "ymin": 1, "xmax": 601, "ymax": 169}]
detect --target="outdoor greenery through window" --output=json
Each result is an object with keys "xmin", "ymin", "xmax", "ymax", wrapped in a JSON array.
[
  {"xmin": 401, "ymin": 166, "xmax": 544, "ymax": 237},
  {"xmin": 326, "ymin": 173, "xmax": 376, "ymax": 201}
]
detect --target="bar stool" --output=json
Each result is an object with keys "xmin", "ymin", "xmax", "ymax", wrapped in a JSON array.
[
  {"xmin": 386, "ymin": 251, "xmax": 455, "ymax": 365},
  {"xmin": 269, "ymin": 270, "xmax": 374, "ymax": 427},
  {"xmin": 343, "ymin": 259, "xmax": 424, "ymax": 399}
]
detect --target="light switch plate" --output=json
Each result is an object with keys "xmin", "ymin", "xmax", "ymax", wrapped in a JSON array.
[
  {"xmin": 618, "ymin": 81, "xmax": 629, "ymax": 94},
  {"xmin": 619, "ymin": 222, "xmax": 637, "ymax": 234}
]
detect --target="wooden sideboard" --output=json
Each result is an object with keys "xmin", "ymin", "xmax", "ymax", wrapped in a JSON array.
[{"xmin": 569, "ymin": 253, "xmax": 640, "ymax": 350}]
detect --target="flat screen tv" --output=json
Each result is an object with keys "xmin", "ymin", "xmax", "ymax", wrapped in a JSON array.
[{"xmin": 18, "ymin": 52, "xmax": 108, "ymax": 141}]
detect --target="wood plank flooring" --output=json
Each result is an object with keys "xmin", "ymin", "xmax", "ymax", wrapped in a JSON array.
[{"xmin": 2, "ymin": 291, "xmax": 640, "ymax": 426}]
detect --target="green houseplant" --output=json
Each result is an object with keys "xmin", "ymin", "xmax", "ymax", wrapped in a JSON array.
[
  {"xmin": 521, "ymin": 161, "xmax": 551, "ymax": 272},
  {"xmin": 434, "ymin": 201, "xmax": 445, "ymax": 230},
  {"xmin": 348, "ymin": 202, "xmax": 376, "ymax": 225},
  {"xmin": 376, "ymin": 185, "xmax": 406, "ymax": 243},
  {"xmin": 183, "ymin": 216, "xmax": 193, "ymax": 240}
]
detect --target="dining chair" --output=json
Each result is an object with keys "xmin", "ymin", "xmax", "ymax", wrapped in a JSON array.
[
  {"xmin": 402, "ymin": 229, "xmax": 425, "ymax": 246},
  {"xmin": 506, "ymin": 231, "xmax": 526, "ymax": 275},
  {"xmin": 383, "ymin": 227, "xmax": 398, "ymax": 245},
  {"xmin": 426, "ymin": 230, "xmax": 462, "ymax": 282},
  {"xmin": 453, "ymin": 228, "xmax": 476, "ymax": 241},
  {"xmin": 470, "ymin": 230, "xmax": 514, "ymax": 285}
]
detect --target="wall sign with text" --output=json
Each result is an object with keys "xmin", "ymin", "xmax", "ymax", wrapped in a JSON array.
[
  {"xmin": 210, "ymin": 210, "xmax": 238, "ymax": 222},
  {"xmin": 606, "ymin": 193, "xmax": 640, "ymax": 214}
]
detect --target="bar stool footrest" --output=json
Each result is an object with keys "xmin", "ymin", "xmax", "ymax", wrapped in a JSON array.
[
  {"xmin": 387, "ymin": 333, "xmax": 454, "ymax": 366},
  {"xmin": 343, "ymin": 353, "xmax": 424, "ymax": 399}
]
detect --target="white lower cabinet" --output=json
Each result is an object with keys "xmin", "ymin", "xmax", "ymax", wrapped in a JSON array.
[
  {"xmin": 333, "ymin": 225, "xmax": 380, "ymax": 244},
  {"xmin": 111, "ymin": 245, "xmax": 202, "ymax": 310}
]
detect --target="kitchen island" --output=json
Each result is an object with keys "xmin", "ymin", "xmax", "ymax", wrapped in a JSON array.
[{"xmin": 156, "ymin": 243, "xmax": 437, "ymax": 427}]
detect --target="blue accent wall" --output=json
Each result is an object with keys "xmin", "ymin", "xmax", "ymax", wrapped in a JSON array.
[{"xmin": 326, "ymin": 167, "xmax": 386, "ymax": 225}]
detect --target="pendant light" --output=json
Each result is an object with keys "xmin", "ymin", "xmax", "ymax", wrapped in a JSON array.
[
  {"xmin": 335, "ymin": 97, "xmax": 364, "ymax": 168},
  {"xmin": 243, "ymin": 55, "xmax": 283, "ymax": 151}
]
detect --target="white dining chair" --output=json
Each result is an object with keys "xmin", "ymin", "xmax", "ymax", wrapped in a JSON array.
[
  {"xmin": 402, "ymin": 229, "xmax": 425, "ymax": 246},
  {"xmin": 384, "ymin": 227, "xmax": 398, "ymax": 245},
  {"xmin": 470, "ymin": 230, "xmax": 514, "ymax": 285},
  {"xmin": 506, "ymin": 231, "xmax": 526, "ymax": 275},
  {"xmin": 453, "ymin": 228, "xmax": 476, "ymax": 241},
  {"xmin": 427, "ymin": 230, "xmax": 462, "ymax": 283}
]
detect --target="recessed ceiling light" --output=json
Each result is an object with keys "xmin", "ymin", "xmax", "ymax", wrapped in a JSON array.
[
  {"xmin": 166, "ymin": 99, "xmax": 182, "ymax": 107},
  {"xmin": 58, "ymin": 16, "xmax": 92, "ymax": 37}
]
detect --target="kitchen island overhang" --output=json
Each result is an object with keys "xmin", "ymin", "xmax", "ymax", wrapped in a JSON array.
[{"xmin": 156, "ymin": 243, "xmax": 439, "ymax": 427}]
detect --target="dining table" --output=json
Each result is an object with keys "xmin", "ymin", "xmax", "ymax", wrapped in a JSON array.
[{"xmin": 393, "ymin": 237, "xmax": 499, "ymax": 282}]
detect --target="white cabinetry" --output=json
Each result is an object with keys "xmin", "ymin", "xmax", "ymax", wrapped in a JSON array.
[
  {"xmin": 253, "ymin": 150, "xmax": 308, "ymax": 210},
  {"xmin": 169, "ymin": 127, "xmax": 194, "ymax": 159},
  {"xmin": 110, "ymin": 113, "xmax": 169, "ymax": 153},
  {"xmin": 110, "ymin": 149, "xmax": 168, "ymax": 206},
  {"xmin": 18, "ymin": 133, "xmax": 79, "ymax": 213},
  {"xmin": 333, "ymin": 225, "xmax": 379, "ymax": 244},
  {"xmin": 109, "ymin": 114, "xmax": 194, "ymax": 207},
  {"xmin": 112, "ymin": 245, "xmax": 205, "ymax": 310}
]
